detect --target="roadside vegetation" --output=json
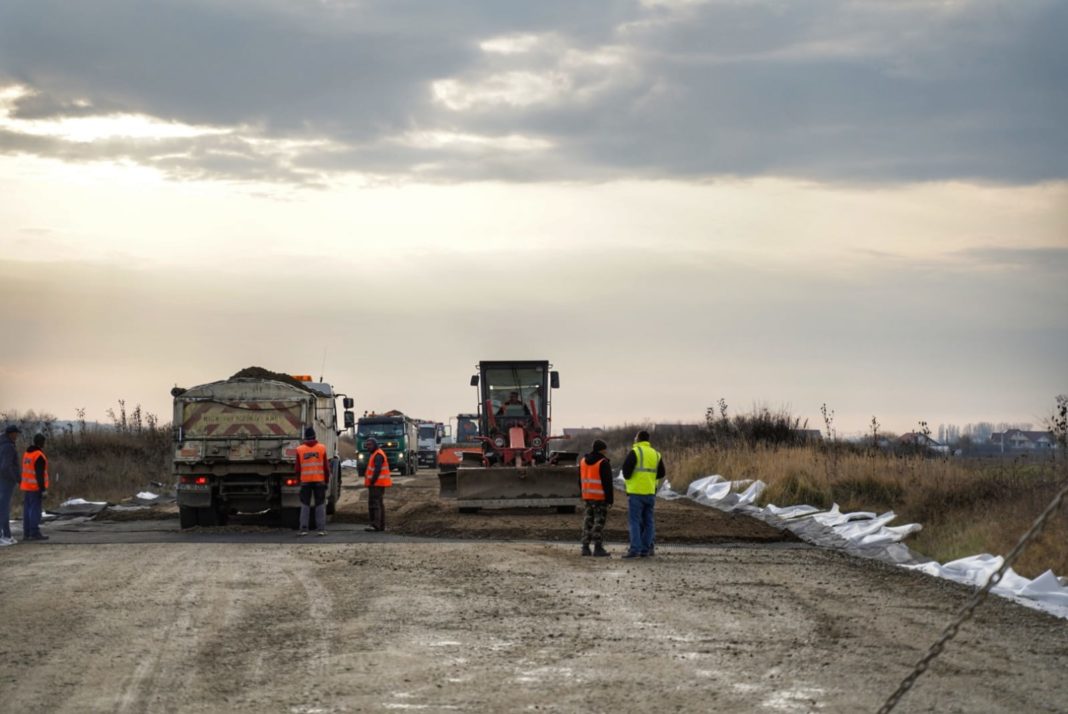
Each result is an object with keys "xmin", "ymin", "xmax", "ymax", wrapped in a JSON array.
[
  {"xmin": 583, "ymin": 396, "xmax": 1068, "ymax": 578},
  {"xmin": 4, "ymin": 395, "xmax": 1066, "ymax": 578},
  {"xmin": 1, "ymin": 403, "xmax": 171, "ymax": 510}
]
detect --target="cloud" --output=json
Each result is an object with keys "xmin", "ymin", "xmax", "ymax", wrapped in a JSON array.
[
  {"xmin": 955, "ymin": 246, "xmax": 1068, "ymax": 273},
  {"xmin": 2, "ymin": 242, "xmax": 1064, "ymax": 431},
  {"xmin": 0, "ymin": 0, "xmax": 1064, "ymax": 184}
]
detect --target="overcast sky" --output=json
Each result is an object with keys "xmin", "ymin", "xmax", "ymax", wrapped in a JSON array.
[{"xmin": 0, "ymin": 0, "xmax": 1065, "ymax": 435}]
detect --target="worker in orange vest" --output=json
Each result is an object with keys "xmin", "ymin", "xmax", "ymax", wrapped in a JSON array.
[
  {"xmin": 20, "ymin": 433, "xmax": 49, "ymax": 542},
  {"xmin": 295, "ymin": 427, "xmax": 329, "ymax": 536},
  {"xmin": 579, "ymin": 439, "xmax": 613, "ymax": 557},
  {"xmin": 363, "ymin": 437, "xmax": 392, "ymax": 532}
]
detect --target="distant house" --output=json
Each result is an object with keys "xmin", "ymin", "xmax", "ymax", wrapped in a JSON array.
[
  {"xmin": 990, "ymin": 429, "xmax": 1057, "ymax": 450},
  {"xmin": 651, "ymin": 423, "xmax": 704, "ymax": 438},
  {"xmin": 563, "ymin": 427, "xmax": 604, "ymax": 440},
  {"xmin": 898, "ymin": 432, "xmax": 950, "ymax": 455}
]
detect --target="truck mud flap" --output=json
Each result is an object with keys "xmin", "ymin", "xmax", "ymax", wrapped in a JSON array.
[{"xmin": 453, "ymin": 465, "xmax": 581, "ymax": 505}]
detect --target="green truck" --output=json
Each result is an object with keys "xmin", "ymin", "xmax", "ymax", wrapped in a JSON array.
[{"xmin": 355, "ymin": 411, "xmax": 419, "ymax": 476}]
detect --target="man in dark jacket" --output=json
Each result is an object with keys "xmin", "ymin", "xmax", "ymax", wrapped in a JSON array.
[
  {"xmin": 0, "ymin": 425, "xmax": 21, "ymax": 546},
  {"xmin": 363, "ymin": 437, "xmax": 392, "ymax": 532},
  {"xmin": 579, "ymin": 439, "xmax": 614, "ymax": 557},
  {"xmin": 620, "ymin": 430, "xmax": 665, "ymax": 558}
]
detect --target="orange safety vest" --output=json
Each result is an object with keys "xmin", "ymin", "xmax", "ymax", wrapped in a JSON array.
[
  {"xmin": 295, "ymin": 442, "xmax": 329, "ymax": 484},
  {"xmin": 364, "ymin": 448, "xmax": 392, "ymax": 487},
  {"xmin": 20, "ymin": 449, "xmax": 49, "ymax": 492},
  {"xmin": 580, "ymin": 456, "xmax": 605, "ymax": 501}
]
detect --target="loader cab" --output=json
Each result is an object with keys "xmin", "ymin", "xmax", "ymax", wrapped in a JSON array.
[
  {"xmin": 455, "ymin": 414, "xmax": 480, "ymax": 443},
  {"xmin": 471, "ymin": 360, "xmax": 558, "ymax": 437}
]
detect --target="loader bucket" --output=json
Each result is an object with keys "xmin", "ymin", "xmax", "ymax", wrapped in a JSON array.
[
  {"xmin": 438, "ymin": 469, "xmax": 458, "ymax": 499},
  {"xmin": 453, "ymin": 464, "xmax": 581, "ymax": 509}
]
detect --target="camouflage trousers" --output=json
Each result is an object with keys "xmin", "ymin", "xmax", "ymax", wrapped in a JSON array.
[{"xmin": 581, "ymin": 501, "xmax": 609, "ymax": 546}]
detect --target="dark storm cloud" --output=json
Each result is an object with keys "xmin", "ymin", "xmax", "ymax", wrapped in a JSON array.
[{"xmin": 0, "ymin": 0, "xmax": 1065, "ymax": 184}]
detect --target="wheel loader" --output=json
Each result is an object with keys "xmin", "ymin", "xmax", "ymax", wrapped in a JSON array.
[{"xmin": 438, "ymin": 360, "xmax": 581, "ymax": 512}]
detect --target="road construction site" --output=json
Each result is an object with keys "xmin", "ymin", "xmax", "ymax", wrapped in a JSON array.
[{"xmin": 1, "ymin": 470, "xmax": 1066, "ymax": 713}]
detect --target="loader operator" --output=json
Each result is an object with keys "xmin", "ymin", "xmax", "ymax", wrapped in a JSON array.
[
  {"xmin": 579, "ymin": 439, "xmax": 613, "ymax": 557},
  {"xmin": 363, "ymin": 437, "xmax": 392, "ymax": 532},
  {"xmin": 496, "ymin": 391, "xmax": 530, "ymax": 418},
  {"xmin": 621, "ymin": 430, "xmax": 665, "ymax": 559},
  {"xmin": 295, "ymin": 427, "xmax": 329, "ymax": 537}
]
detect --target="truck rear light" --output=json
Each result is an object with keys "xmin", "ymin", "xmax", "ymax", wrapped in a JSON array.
[
  {"xmin": 283, "ymin": 477, "xmax": 299, "ymax": 487},
  {"xmin": 180, "ymin": 475, "xmax": 210, "ymax": 485}
]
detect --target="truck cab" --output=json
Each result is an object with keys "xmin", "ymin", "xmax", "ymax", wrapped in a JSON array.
[
  {"xmin": 355, "ymin": 413, "xmax": 419, "ymax": 476},
  {"xmin": 417, "ymin": 421, "xmax": 446, "ymax": 467}
]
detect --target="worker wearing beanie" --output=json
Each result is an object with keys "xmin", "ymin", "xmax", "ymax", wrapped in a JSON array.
[
  {"xmin": 0, "ymin": 425, "xmax": 21, "ymax": 545},
  {"xmin": 20, "ymin": 433, "xmax": 50, "ymax": 541},
  {"xmin": 363, "ymin": 437, "xmax": 392, "ymax": 532},
  {"xmin": 579, "ymin": 438, "xmax": 614, "ymax": 557},
  {"xmin": 295, "ymin": 427, "xmax": 329, "ymax": 536}
]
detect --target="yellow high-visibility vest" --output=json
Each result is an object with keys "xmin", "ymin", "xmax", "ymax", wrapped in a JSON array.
[{"xmin": 625, "ymin": 442, "xmax": 660, "ymax": 495}]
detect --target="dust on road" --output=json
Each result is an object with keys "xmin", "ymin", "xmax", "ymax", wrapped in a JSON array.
[{"xmin": 0, "ymin": 471, "xmax": 1065, "ymax": 713}]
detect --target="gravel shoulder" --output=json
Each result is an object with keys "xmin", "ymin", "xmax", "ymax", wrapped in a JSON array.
[{"xmin": 0, "ymin": 471, "xmax": 1065, "ymax": 713}]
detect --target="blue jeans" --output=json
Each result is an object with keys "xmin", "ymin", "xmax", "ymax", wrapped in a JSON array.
[
  {"xmin": 23, "ymin": 490, "xmax": 43, "ymax": 538},
  {"xmin": 0, "ymin": 479, "xmax": 15, "ymax": 538},
  {"xmin": 627, "ymin": 494, "xmax": 656, "ymax": 555}
]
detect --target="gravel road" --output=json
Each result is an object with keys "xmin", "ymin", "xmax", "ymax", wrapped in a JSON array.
[{"xmin": 0, "ymin": 472, "xmax": 1065, "ymax": 713}]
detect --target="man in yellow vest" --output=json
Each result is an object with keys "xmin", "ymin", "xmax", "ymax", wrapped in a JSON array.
[
  {"xmin": 20, "ymin": 433, "xmax": 50, "ymax": 541},
  {"xmin": 363, "ymin": 437, "xmax": 392, "ymax": 532},
  {"xmin": 620, "ymin": 430, "xmax": 665, "ymax": 559},
  {"xmin": 579, "ymin": 439, "xmax": 613, "ymax": 557}
]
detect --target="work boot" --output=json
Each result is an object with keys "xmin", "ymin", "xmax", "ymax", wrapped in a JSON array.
[
  {"xmin": 581, "ymin": 544, "xmax": 592, "ymax": 557},
  {"xmin": 593, "ymin": 544, "xmax": 610, "ymax": 558}
]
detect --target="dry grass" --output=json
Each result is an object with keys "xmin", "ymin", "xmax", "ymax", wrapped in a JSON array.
[
  {"xmin": 574, "ymin": 424, "xmax": 1067, "ymax": 577},
  {"xmin": 6, "ymin": 426, "xmax": 172, "ymax": 513},
  {"xmin": 660, "ymin": 442, "xmax": 1068, "ymax": 578}
]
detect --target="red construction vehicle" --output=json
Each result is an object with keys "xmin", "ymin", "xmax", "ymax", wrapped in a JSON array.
[{"xmin": 437, "ymin": 360, "xmax": 580, "ymax": 512}]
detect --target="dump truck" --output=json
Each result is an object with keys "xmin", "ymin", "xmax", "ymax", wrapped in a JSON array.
[
  {"xmin": 355, "ymin": 411, "xmax": 419, "ymax": 475},
  {"xmin": 416, "ymin": 420, "xmax": 446, "ymax": 468},
  {"xmin": 172, "ymin": 369, "xmax": 354, "ymax": 529},
  {"xmin": 438, "ymin": 360, "xmax": 580, "ymax": 512}
]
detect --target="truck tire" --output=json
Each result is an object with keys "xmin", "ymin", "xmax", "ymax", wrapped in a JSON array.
[
  {"xmin": 281, "ymin": 507, "xmax": 301, "ymax": 530},
  {"xmin": 459, "ymin": 506, "xmax": 481, "ymax": 514},
  {"xmin": 197, "ymin": 507, "xmax": 219, "ymax": 527},
  {"xmin": 326, "ymin": 494, "xmax": 337, "ymax": 515},
  {"xmin": 179, "ymin": 505, "xmax": 198, "ymax": 529},
  {"xmin": 556, "ymin": 505, "xmax": 577, "ymax": 514}
]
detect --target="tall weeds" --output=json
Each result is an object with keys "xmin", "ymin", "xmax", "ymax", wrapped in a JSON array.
[
  {"xmin": 1, "ymin": 404, "xmax": 171, "ymax": 506},
  {"xmin": 571, "ymin": 403, "xmax": 1066, "ymax": 579}
]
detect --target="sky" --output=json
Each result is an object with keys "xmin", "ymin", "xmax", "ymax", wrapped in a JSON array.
[{"xmin": 0, "ymin": 0, "xmax": 1065, "ymax": 436}]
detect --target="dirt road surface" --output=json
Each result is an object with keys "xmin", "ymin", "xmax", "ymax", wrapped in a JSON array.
[{"xmin": 1, "ymin": 471, "xmax": 1066, "ymax": 713}]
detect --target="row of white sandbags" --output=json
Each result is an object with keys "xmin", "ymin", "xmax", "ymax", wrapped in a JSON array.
[{"xmin": 650, "ymin": 474, "xmax": 1068, "ymax": 620}]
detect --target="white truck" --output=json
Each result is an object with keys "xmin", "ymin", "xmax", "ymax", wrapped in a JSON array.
[
  {"xmin": 172, "ymin": 369, "xmax": 354, "ymax": 529},
  {"xmin": 416, "ymin": 421, "xmax": 446, "ymax": 468}
]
